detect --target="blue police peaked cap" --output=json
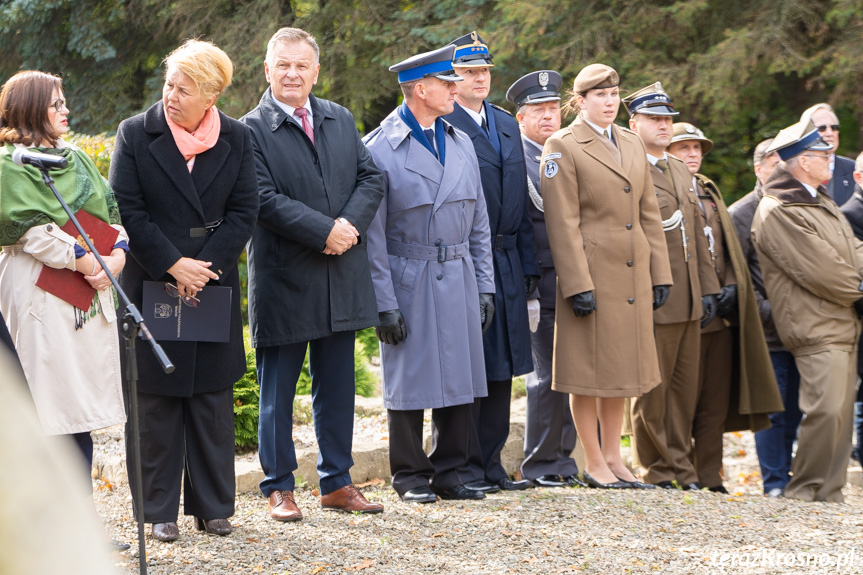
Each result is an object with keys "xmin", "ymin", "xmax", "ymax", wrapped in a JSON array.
[{"xmin": 389, "ymin": 45, "xmax": 464, "ymax": 84}]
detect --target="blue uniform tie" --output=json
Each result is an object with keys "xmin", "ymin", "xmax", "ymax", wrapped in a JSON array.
[{"xmin": 424, "ymin": 129, "xmax": 438, "ymax": 159}]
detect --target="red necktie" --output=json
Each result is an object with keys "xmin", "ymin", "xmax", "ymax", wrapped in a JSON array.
[{"xmin": 294, "ymin": 108, "xmax": 314, "ymax": 146}]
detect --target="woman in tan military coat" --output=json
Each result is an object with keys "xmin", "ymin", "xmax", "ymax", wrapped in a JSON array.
[{"xmin": 541, "ymin": 64, "xmax": 672, "ymax": 488}]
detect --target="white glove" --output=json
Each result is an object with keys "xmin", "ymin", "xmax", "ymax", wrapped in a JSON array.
[{"xmin": 527, "ymin": 298, "xmax": 540, "ymax": 333}]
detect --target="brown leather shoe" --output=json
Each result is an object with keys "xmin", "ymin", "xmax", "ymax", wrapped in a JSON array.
[
  {"xmin": 268, "ymin": 490, "xmax": 303, "ymax": 522},
  {"xmin": 320, "ymin": 485, "xmax": 384, "ymax": 514},
  {"xmin": 151, "ymin": 522, "xmax": 179, "ymax": 542}
]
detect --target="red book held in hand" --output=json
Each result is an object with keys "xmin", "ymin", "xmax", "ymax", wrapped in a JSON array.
[{"xmin": 35, "ymin": 211, "xmax": 119, "ymax": 311}]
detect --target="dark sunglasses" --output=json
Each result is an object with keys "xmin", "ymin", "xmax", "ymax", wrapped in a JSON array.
[{"xmin": 817, "ymin": 124, "xmax": 840, "ymax": 133}]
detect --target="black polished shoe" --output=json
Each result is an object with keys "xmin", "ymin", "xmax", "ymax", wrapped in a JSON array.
[
  {"xmin": 563, "ymin": 474, "xmax": 588, "ymax": 488},
  {"xmin": 582, "ymin": 471, "xmax": 632, "ymax": 489},
  {"xmin": 152, "ymin": 522, "xmax": 179, "ymax": 542},
  {"xmin": 464, "ymin": 479, "xmax": 501, "ymax": 494},
  {"xmin": 401, "ymin": 486, "xmax": 439, "ymax": 504},
  {"xmin": 497, "ymin": 478, "xmax": 533, "ymax": 491},
  {"xmin": 195, "ymin": 517, "xmax": 232, "ymax": 536},
  {"xmin": 533, "ymin": 474, "xmax": 567, "ymax": 488},
  {"xmin": 708, "ymin": 485, "xmax": 729, "ymax": 494},
  {"xmin": 432, "ymin": 483, "xmax": 486, "ymax": 500},
  {"xmin": 683, "ymin": 482, "xmax": 705, "ymax": 491},
  {"xmin": 616, "ymin": 476, "xmax": 656, "ymax": 490},
  {"xmin": 109, "ymin": 540, "xmax": 131, "ymax": 552},
  {"xmin": 654, "ymin": 480, "xmax": 677, "ymax": 490}
]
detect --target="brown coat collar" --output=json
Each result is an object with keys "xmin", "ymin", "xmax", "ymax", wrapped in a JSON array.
[{"xmin": 762, "ymin": 165, "xmax": 823, "ymax": 206}]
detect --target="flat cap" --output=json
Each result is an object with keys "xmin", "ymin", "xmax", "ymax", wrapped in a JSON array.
[
  {"xmin": 573, "ymin": 63, "xmax": 619, "ymax": 94},
  {"xmin": 448, "ymin": 31, "xmax": 494, "ymax": 67},
  {"xmin": 506, "ymin": 70, "xmax": 562, "ymax": 108},
  {"xmin": 670, "ymin": 122, "xmax": 713, "ymax": 155},
  {"xmin": 622, "ymin": 82, "xmax": 678, "ymax": 117},
  {"xmin": 766, "ymin": 119, "xmax": 832, "ymax": 161},
  {"xmin": 389, "ymin": 45, "xmax": 463, "ymax": 84}
]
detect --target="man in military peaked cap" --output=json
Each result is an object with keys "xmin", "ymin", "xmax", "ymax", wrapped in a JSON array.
[
  {"xmin": 363, "ymin": 45, "xmax": 496, "ymax": 503},
  {"xmin": 442, "ymin": 32, "xmax": 537, "ymax": 493},
  {"xmin": 506, "ymin": 71, "xmax": 581, "ymax": 488},
  {"xmin": 751, "ymin": 120, "xmax": 863, "ymax": 502},
  {"xmin": 626, "ymin": 82, "xmax": 721, "ymax": 490}
]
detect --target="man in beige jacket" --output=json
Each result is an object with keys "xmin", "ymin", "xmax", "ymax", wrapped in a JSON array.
[
  {"xmin": 625, "ymin": 83, "xmax": 721, "ymax": 490},
  {"xmin": 751, "ymin": 120, "xmax": 863, "ymax": 503}
]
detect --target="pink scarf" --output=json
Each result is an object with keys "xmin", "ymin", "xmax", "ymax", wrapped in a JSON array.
[{"xmin": 164, "ymin": 105, "xmax": 221, "ymax": 170}]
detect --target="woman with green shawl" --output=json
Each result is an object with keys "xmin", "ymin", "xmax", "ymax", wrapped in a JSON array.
[{"xmin": 0, "ymin": 71, "xmax": 129, "ymax": 488}]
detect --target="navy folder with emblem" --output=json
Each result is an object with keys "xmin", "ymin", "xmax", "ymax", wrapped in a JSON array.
[{"xmin": 141, "ymin": 281, "xmax": 231, "ymax": 342}]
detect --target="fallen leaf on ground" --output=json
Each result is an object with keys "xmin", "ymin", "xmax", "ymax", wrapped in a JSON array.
[
  {"xmin": 346, "ymin": 559, "xmax": 374, "ymax": 571},
  {"xmin": 355, "ymin": 478, "xmax": 385, "ymax": 488}
]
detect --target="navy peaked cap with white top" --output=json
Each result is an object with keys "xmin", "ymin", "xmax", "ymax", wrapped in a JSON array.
[
  {"xmin": 448, "ymin": 31, "xmax": 494, "ymax": 67},
  {"xmin": 506, "ymin": 70, "xmax": 562, "ymax": 108},
  {"xmin": 622, "ymin": 82, "xmax": 679, "ymax": 117},
  {"xmin": 389, "ymin": 45, "xmax": 464, "ymax": 84},
  {"xmin": 767, "ymin": 119, "xmax": 833, "ymax": 161}
]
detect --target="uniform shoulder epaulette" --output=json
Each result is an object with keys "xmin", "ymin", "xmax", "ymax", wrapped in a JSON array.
[
  {"xmin": 617, "ymin": 125, "xmax": 637, "ymax": 136},
  {"xmin": 667, "ymin": 153, "xmax": 686, "ymax": 166},
  {"xmin": 490, "ymin": 103, "xmax": 514, "ymax": 117},
  {"xmin": 694, "ymin": 173, "xmax": 721, "ymax": 194}
]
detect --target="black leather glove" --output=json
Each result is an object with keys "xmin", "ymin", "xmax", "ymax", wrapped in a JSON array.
[
  {"xmin": 653, "ymin": 285, "xmax": 670, "ymax": 310},
  {"xmin": 525, "ymin": 275, "xmax": 540, "ymax": 297},
  {"xmin": 854, "ymin": 297, "xmax": 863, "ymax": 316},
  {"xmin": 701, "ymin": 294, "xmax": 718, "ymax": 328},
  {"xmin": 375, "ymin": 309, "xmax": 406, "ymax": 345},
  {"xmin": 717, "ymin": 284, "xmax": 738, "ymax": 318},
  {"xmin": 479, "ymin": 293, "xmax": 495, "ymax": 334},
  {"xmin": 571, "ymin": 290, "xmax": 597, "ymax": 317}
]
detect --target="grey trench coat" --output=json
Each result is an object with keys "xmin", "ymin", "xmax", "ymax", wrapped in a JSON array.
[{"xmin": 363, "ymin": 110, "xmax": 495, "ymax": 410}]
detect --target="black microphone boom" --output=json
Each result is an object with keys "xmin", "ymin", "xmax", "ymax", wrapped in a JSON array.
[{"xmin": 11, "ymin": 147, "xmax": 69, "ymax": 169}]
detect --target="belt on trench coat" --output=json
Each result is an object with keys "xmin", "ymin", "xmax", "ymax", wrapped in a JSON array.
[{"xmin": 386, "ymin": 239, "xmax": 470, "ymax": 263}]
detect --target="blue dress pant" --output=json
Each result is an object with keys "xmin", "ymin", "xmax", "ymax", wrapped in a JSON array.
[
  {"xmin": 257, "ymin": 331, "xmax": 355, "ymax": 497},
  {"xmin": 753, "ymin": 350, "xmax": 802, "ymax": 492}
]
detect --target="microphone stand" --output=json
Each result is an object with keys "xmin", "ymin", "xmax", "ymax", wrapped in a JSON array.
[{"xmin": 38, "ymin": 167, "xmax": 173, "ymax": 575}]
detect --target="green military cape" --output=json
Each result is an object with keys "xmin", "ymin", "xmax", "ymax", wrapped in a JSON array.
[{"xmin": 697, "ymin": 174, "xmax": 784, "ymax": 432}]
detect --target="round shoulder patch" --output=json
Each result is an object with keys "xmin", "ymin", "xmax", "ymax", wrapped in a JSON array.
[{"xmin": 544, "ymin": 160, "xmax": 559, "ymax": 179}]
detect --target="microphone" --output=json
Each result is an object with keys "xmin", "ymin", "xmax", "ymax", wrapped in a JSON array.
[{"xmin": 11, "ymin": 147, "xmax": 69, "ymax": 170}]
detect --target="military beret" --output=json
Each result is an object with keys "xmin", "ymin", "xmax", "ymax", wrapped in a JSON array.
[
  {"xmin": 622, "ymin": 82, "xmax": 678, "ymax": 117},
  {"xmin": 670, "ymin": 122, "xmax": 713, "ymax": 155},
  {"xmin": 389, "ymin": 45, "xmax": 463, "ymax": 84},
  {"xmin": 767, "ymin": 119, "xmax": 832, "ymax": 161},
  {"xmin": 506, "ymin": 70, "xmax": 562, "ymax": 108},
  {"xmin": 573, "ymin": 64, "xmax": 619, "ymax": 94},
  {"xmin": 448, "ymin": 31, "xmax": 494, "ymax": 67}
]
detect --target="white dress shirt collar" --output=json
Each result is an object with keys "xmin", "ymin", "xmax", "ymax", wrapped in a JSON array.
[{"xmin": 583, "ymin": 118, "xmax": 614, "ymax": 143}]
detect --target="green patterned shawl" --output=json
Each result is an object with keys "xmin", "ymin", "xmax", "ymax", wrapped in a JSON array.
[{"xmin": 0, "ymin": 143, "xmax": 120, "ymax": 246}]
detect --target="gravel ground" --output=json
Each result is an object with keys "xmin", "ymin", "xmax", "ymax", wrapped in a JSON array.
[{"xmin": 94, "ymin": 420, "xmax": 863, "ymax": 575}]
